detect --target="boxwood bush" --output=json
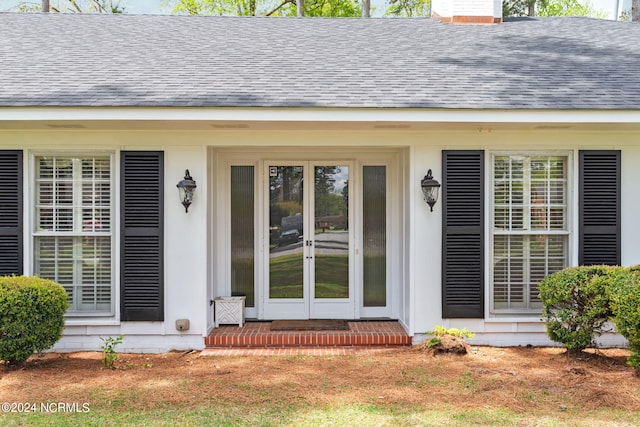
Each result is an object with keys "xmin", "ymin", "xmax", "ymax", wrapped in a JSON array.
[
  {"xmin": 0, "ymin": 276, "xmax": 69, "ymax": 365},
  {"xmin": 608, "ymin": 268, "xmax": 640, "ymax": 371},
  {"xmin": 538, "ymin": 265, "xmax": 623, "ymax": 352}
]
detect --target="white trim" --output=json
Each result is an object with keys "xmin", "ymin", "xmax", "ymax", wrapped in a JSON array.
[
  {"xmin": 28, "ymin": 151, "xmax": 117, "ymax": 318},
  {"xmin": 260, "ymin": 160, "xmax": 357, "ymax": 320},
  {"xmin": 23, "ymin": 152, "xmax": 31, "ymax": 278},
  {"xmin": 211, "ymin": 153, "xmax": 260, "ymax": 322},
  {"xmin": 308, "ymin": 160, "xmax": 355, "ymax": 319},
  {"xmin": 64, "ymin": 319, "xmax": 121, "ymax": 326},
  {"xmin": 261, "ymin": 160, "xmax": 309, "ymax": 320},
  {"xmin": 214, "ymin": 148, "xmax": 402, "ymax": 321},
  {"xmin": 2, "ymin": 107, "xmax": 640, "ymax": 124},
  {"xmin": 358, "ymin": 161, "xmax": 393, "ymax": 319},
  {"xmin": 224, "ymin": 161, "xmax": 259, "ymax": 319},
  {"xmin": 53, "ymin": 333, "xmax": 205, "ymax": 353}
]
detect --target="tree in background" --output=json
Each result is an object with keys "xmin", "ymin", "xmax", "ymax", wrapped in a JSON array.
[
  {"xmin": 537, "ymin": 0, "xmax": 605, "ymax": 17},
  {"xmin": 168, "ymin": 0, "xmax": 434, "ymax": 16},
  {"xmin": 168, "ymin": 0, "xmax": 360, "ymax": 16},
  {"xmin": 503, "ymin": 0, "xmax": 605, "ymax": 17},
  {"xmin": 15, "ymin": 0, "xmax": 124, "ymax": 12},
  {"xmin": 633, "ymin": 0, "xmax": 639, "ymax": 21},
  {"xmin": 11, "ymin": 0, "xmax": 624, "ymax": 19},
  {"xmin": 169, "ymin": 0, "xmax": 260, "ymax": 15},
  {"xmin": 385, "ymin": 0, "xmax": 430, "ymax": 17},
  {"xmin": 502, "ymin": 0, "xmax": 535, "ymax": 16}
]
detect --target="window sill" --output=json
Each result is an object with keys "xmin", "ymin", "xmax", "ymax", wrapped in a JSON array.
[
  {"xmin": 484, "ymin": 316, "xmax": 543, "ymax": 323},
  {"xmin": 64, "ymin": 318, "xmax": 119, "ymax": 327}
]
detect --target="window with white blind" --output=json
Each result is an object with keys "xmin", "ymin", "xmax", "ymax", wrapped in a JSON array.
[
  {"xmin": 492, "ymin": 154, "xmax": 569, "ymax": 313},
  {"xmin": 34, "ymin": 156, "xmax": 113, "ymax": 315}
]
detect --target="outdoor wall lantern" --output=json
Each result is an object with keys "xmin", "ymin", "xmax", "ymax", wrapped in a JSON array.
[
  {"xmin": 421, "ymin": 169, "xmax": 441, "ymax": 212},
  {"xmin": 177, "ymin": 170, "xmax": 197, "ymax": 213}
]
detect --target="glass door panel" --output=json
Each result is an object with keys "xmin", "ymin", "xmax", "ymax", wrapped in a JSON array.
[
  {"xmin": 264, "ymin": 161, "xmax": 354, "ymax": 320},
  {"xmin": 268, "ymin": 166, "xmax": 304, "ymax": 299},
  {"xmin": 314, "ymin": 165, "xmax": 349, "ymax": 299},
  {"xmin": 231, "ymin": 166, "xmax": 255, "ymax": 307},
  {"xmin": 362, "ymin": 166, "xmax": 386, "ymax": 307}
]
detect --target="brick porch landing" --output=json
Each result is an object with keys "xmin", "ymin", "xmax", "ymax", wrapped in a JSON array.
[
  {"xmin": 204, "ymin": 321, "xmax": 411, "ymax": 348},
  {"xmin": 200, "ymin": 346, "xmax": 402, "ymax": 356}
]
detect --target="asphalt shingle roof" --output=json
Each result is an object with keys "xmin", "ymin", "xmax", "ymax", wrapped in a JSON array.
[{"xmin": 1, "ymin": 13, "xmax": 639, "ymax": 109}]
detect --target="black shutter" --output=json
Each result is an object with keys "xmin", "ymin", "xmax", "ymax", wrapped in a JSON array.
[
  {"xmin": 579, "ymin": 150, "xmax": 620, "ymax": 266},
  {"xmin": 0, "ymin": 151, "xmax": 23, "ymax": 276},
  {"xmin": 121, "ymin": 151, "xmax": 164, "ymax": 321},
  {"xmin": 442, "ymin": 150, "xmax": 484, "ymax": 318}
]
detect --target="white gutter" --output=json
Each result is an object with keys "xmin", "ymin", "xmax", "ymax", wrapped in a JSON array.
[{"xmin": 0, "ymin": 107, "xmax": 639, "ymax": 124}]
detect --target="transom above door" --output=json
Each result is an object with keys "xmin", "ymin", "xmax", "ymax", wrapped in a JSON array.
[{"xmin": 263, "ymin": 162, "xmax": 354, "ymax": 319}]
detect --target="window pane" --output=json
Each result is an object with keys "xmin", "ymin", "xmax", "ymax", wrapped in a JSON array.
[
  {"xmin": 494, "ymin": 158, "xmax": 509, "ymax": 180},
  {"xmin": 494, "ymin": 206, "xmax": 509, "ymax": 230},
  {"xmin": 269, "ymin": 166, "xmax": 304, "ymax": 299},
  {"xmin": 37, "ymin": 208, "xmax": 54, "ymax": 231},
  {"xmin": 511, "ymin": 207, "xmax": 524, "ymax": 230},
  {"xmin": 36, "ymin": 237, "xmax": 112, "ymax": 313},
  {"xmin": 492, "ymin": 155, "xmax": 568, "ymax": 312},
  {"xmin": 511, "ymin": 158, "xmax": 524, "ymax": 179},
  {"xmin": 511, "ymin": 181, "xmax": 524, "ymax": 205},
  {"xmin": 231, "ymin": 166, "xmax": 255, "ymax": 307},
  {"xmin": 55, "ymin": 158, "xmax": 73, "ymax": 179},
  {"xmin": 314, "ymin": 166, "xmax": 349, "ymax": 299},
  {"xmin": 34, "ymin": 156, "xmax": 112, "ymax": 315},
  {"xmin": 38, "ymin": 158, "xmax": 54, "ymax": 179},
  {"xmin": 363, "ymin": 166, "xmax": 386, "ymax": 307}
]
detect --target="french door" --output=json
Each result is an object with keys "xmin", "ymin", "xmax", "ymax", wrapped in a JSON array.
[{"xmin": 263, "ymin": 161, "xmax": 354, "ymax": 319}]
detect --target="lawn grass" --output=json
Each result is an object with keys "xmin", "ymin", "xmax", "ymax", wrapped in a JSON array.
[
  {"xmin": 3, "ymin": 401, "xmax": 638, "ymax": 427},
  {"xmin": 269, "ymin": 253, "xmax": 304, "ymax": 298},
  {"xmin": 315, "ymin": 254, "xmax": 348, "ymax": 298},
  {"xmin": 269, "ymin": 253, "xmax": 349, "ymax": 298},
  {"xmin": 2, "ymin": 347, "xmax": 639, "ymax": 427}
]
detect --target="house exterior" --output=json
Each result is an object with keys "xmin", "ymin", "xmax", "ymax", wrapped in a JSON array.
[{"xmin": 1, "ymin": 2, "xmax": 639, "ymax": 352}]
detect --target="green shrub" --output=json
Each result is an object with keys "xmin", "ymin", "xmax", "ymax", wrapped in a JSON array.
[
  {"xmin": 0, "ymin": 276, "xmax": 69, "ymax": 365},
  {"xmin": 608, "ymin": 268, "xmax": 640, "ymax": 372},
  {"xmin": 429, "ymin": 325, "xmax": 475, "ymax": 340},
  {"xmin": 100, "ymin": 335, "xmax": 123, "ymax": 369},
  {"xmin": 539, "ymin": 265, "xmax": 623, "ymax": 352}
]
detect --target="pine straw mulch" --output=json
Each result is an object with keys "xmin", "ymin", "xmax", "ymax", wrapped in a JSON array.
[{"xmin": 1, "ymin": 345, "xmax": 639, "ymax": 416}]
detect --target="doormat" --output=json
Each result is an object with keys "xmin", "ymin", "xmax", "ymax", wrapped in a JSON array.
[{"xmin": 270, "ymin": 320, "xmax": 349, "ymax": 331}]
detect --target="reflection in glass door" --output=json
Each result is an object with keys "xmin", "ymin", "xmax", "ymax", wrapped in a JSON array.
[
  {"xmin": 310, "ymin": 164, "xmax": 353, "ymax": 318},
  {"xmin": 313, "ymin": 165, "xmax": 349, "ymax": 299},
  {"xmin": 265, "ymin": 163, "xmax": 354, "ymax": 319},
  {"xmin": 268, "ymin": 165, "xmax": 305, "ymax": 300}
]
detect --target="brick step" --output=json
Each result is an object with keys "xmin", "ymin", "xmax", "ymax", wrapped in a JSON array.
[{"xmin": 205, "ymin": 321, "xmax": 411, "ymax": 348}]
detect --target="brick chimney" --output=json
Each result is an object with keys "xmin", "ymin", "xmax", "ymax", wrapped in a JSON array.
[{"xmin": 432, "ymin": 0, "xmax": 502, "ymax": 24}]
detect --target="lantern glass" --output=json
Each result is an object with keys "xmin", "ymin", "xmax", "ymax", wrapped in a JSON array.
[
  {"xmin": 420, "ymin": 169, "xmax": 441, "ymax": 212},
  {"xmin": 423, "ymin": 186, "xmax": 438, "ymax": 206},
  {"xmin": 179, "ymin": 186, "xmax": 193, "ymax": 204},
  {"xmin": 177, "ymin": 170, "xmax": 197, "ymax": 213}
]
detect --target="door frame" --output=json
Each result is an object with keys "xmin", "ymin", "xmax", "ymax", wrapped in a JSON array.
[
  {"xmin": 261, "ymin": 160, "xmax": 356, "ymax": 320},
  {"xmin": 211, "ymin": 147, "xmax": 401, "ymax": 324}
]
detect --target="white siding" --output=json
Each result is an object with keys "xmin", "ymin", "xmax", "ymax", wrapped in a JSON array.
[{"xmin": 1, "ymin": 111, "xmax": 639, "ymax": 350}]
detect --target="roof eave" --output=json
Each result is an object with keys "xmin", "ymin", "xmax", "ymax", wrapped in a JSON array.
[{"xmin": 1, "ymin": 106, "xmax": 640, "ymax": 125}]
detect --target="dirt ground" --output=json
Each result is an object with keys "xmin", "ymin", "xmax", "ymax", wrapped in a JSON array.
[{"xmin": 1, "ymin": 345, "xmax": 639, "ymax": 420}]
